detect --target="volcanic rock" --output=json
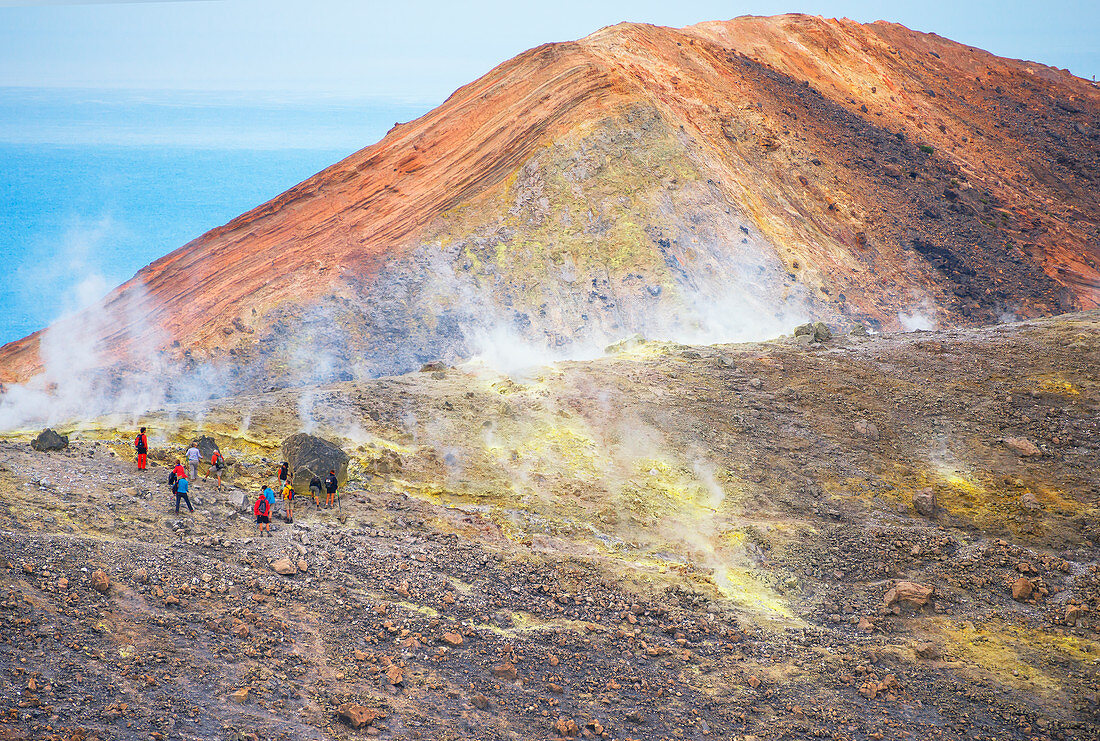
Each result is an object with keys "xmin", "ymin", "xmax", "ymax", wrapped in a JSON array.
[
  {"xmin": 854, "ymin": 420, "xmax": 879, "ymax": 439},
  {"xmin": 1065, "ymin": 604, "xmax": 1088, "ymax": 626},
  {"xmin": 554, "ymin": 717, "xmax": 580, "ymax": 737},
  {"xmin": 385, "ymin": 664, "xmax": 405, "ymax": 685},
  {"xmin": 794, "ymin": 322, "xmax": 832, "ymax": 343},
  {"xmin": 1004, "ymin": 437, "xmax": 1041, "ymax": 457},
  {"xmin": 1011, "ymin": 577, "xmax": 1034, "ymax": 601},
  {"xmin": 31, "ymin": 428, "xmax": 68, "ymax": 452},
  {"xmin": 229, "ymin": 489, "xmax": 248, "ymax": 510},
  {"xmin": 91, "ymin": 570, "xmax": 110, "ymax": 594},
  {"xmin": 270, "ymin": 558, "xmax": 296, "ymax": 576},
  {"xmin": 915, "ymin": 642, "xmax": 942, "ymax": 660},
  {"xmin": 281, "ymin": 433, "xmax": 349, "ymax": 491},
  {"xmin": 605, "ymin": 334, "xmax": 646, "ymax": 354},
  {"xmin": 491, "ymin": 662, "xmax": 518, "ymax": 681},
  {"xmin": 883, "ymin": 581, "xmax": 933, "ymax": 612},
  {"xmin": 337, "ymin": 703, "xmax": 385, "ymax": 729},
  {"xmin": 913, "ymin": 488, "xmax": 937, "ymax": 517},
  {"xmin": 194, "ymin": 435, "xmax": 221, "ymax": 461}
]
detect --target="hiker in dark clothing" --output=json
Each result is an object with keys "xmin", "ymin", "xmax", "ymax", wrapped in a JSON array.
[
  {"xmin": 277, "ymin": 461, "xmax": 290, "ymax": 486},
  {"xmin": 309, "ymin": 475, "xmax": 323, "ymax": 506},
  {"xmin": 175, "ymin": 475, "xmax": 194, "ymax": 513},
  {"xmin": 324, "ymin": 470, "xmax": 338, "ymax": 508}
]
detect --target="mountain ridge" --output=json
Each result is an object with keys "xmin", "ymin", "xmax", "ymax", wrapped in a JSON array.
[{"xmin": 1, "ymin": 13, "xmax": 1098, "ymax": 398}]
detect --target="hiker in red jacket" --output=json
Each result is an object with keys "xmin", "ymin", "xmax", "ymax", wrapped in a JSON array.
[
  {"xmin": 134, "ymin": 427, "xmax": 149, "ymax": 470},
  {"xmin": 254, "ymin": 492, "xmax": 272, "ymax": 536},
  {"xmin": 206, "ymin": 449, "xmax": 226, "ymax": 489}
]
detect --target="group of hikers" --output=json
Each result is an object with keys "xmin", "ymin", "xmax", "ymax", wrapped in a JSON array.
[
  {"xmin": 253, "ymin": 462, "xmax": 340, "ymax": 536},
  {"xmin": 133, "ymin": 427, "xmax": 339, "ymax": 533},
  {"xmin": 135, "ymin": 427, "xmax": 200, "ymax": 514}
]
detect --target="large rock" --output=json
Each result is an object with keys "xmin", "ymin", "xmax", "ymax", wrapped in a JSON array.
[
  {"xmin": 1003, "ymin": 437, "xmax": 1041, "ymax": 457},
  {"xmin": 91, "ymin": 570, "xmax": 110, "ymax": 594},
  {"xmin": 31, "ymin": 428, "xmax": 68, "ymax": 452},
  {"xmin": 195, "ymin": 435, "xmax": 222, "ymax": 461},
  {"xmin": 1011, "ymin": 576, "xmax": 1033, "ymax": 601},
  {"xmin": 228, "ymin": 489, "xmax": 248, "ymax": 511},
  {"xmin": 282, "ymin": 433, "xmax": 349, "ymax": 491},
  {"xmin": 793, "ymin": 322, "xmax": 832, "ymax": 343},
  {"xmin": 915, "ymin": 642, "xmax": 942, "ymax": 660},
  {"xmin": 913, "ymin": 488, "xmax": 937, "ymax": 517},
  {"xmin": 337, "ymin": 703, "xmax": 385, "ymax": 729},
  {"xmin": 270, "ymin": 558, "xmax": 297, "ymax": 576},
  {"xmin": 883, "ymin": 581, "xmax": 933, "ymax": 613}
]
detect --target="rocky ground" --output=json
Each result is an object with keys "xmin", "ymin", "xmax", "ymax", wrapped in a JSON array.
[{"xmin": 1, "ymin": 312, "xmax": 1099, "ymax": 740}]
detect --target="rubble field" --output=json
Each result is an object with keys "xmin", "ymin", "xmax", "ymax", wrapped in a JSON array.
[{"xmin": 1, "ymin": 312, "xmax": 1098, "ymax": 740}]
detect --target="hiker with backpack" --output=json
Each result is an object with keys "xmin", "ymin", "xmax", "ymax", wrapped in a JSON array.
[
  {"xmin": 168, "ymin": 459, "xmax": 185, "ymax": 488},
  {"xmin": 324, "ymin": 469, "xmax": 339, "ymax": 508},
  {"xmin": 206, "ymin": 449, "xmax": 226, "ymax": 489},
  {"xmin": 254, "ymin": 491, "xmax": 272, "ymax": 536},
  {"xmin": 281, "ymin": 480, "xmax": 296, "ymax": 523},
  {"xmin": 309, "ymin": 475, "xmax": 324, "ymax": 507},
  {"xmin": 174, "ymin": 473, "xmax": 194, "ymax": 514},
  {"xmin": 134, "ymin": 427, "xmax": 148, "ymax": 471}
]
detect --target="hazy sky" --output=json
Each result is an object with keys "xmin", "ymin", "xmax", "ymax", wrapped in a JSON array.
[{"xmin": 1, "ymin": 0, "xmax": 1098, "ymax": 102}]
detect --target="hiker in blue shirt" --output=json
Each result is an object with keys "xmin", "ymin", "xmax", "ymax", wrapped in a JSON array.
[
  {"xmin": 175, "ymin": 475, "xmax": 194, "ymax": 513},
  {"xmin": 263, "ymin": 486, "xmax": 277, "ymax": 518}
]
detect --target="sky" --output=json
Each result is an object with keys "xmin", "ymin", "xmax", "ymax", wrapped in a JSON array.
[{"xmin": 0, "ymin": 0, "xmax": 1097, "ymax": 110}]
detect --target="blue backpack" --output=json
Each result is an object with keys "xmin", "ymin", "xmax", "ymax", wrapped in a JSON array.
[{"xmin": 177, "ymin": 478, "xmax": 189, "ymax": 494}]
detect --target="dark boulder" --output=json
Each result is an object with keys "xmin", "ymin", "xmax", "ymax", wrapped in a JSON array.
[
  {"xmin": 282, "ymin": 433, "xmax": 349, "ymax": 491},
  {"xmin": 195, "ymin": 435, "xmax": 221, "ymax": 461},
  {"xmin": 31, "ymin": 428, "xmax": 68, "ymax": 452}
]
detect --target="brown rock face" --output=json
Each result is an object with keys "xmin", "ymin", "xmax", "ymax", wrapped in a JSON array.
[
  {"xmin": 336, "ymin": 703, "xmax": 385, "ymax": 729},
  {"xmin": 491, "ymin": 662, "xmax": 518, "ymax": 681},
  {"xmin": 883, "ymin": 581, "xmax": 934, "ymax": 611},
  {"xmin": 270, "ymin": 558, "xmax": 296, "ymax": 576},
  {"xmin": 913, "ymin": 488, "xmax": 937, "ymax": 517},
  {"xmin": 1011, "ymin": 576, "xmax": 1034, "ymax": 601},
  {"xmin": 2, "ymin": 14, "xmax": 1098, "ymax": 396},
  {"xmin": 1004, "ymin": 437, "xmax": 1042, "ymax": 457},
  {"xmin": 385, "ymin": 664, "xmax": 405, "ymax": 686},
  {"xmin": 554, "ymin": 717, "xmax": 580, "ymax": 737},
  {"xmin": 91, "ymin": 570, "xmax": 110, "ymax": 594},
  {"xmin": 915, "ymin": 642, "xmax": 943, "ymax": 660}
]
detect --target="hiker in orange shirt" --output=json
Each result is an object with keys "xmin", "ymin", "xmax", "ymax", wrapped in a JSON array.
[{"xmin": 206, "ymin": 449, "xmax": 226, "ymax": 489}]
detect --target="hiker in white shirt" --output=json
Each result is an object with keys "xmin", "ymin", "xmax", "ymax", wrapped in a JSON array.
[{"xmin": 186, "ymin": 442, "xmax": 202, "ymax": 482}]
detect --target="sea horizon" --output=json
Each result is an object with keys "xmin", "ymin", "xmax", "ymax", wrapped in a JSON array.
[{"xmin": 0, "ymin": 87, "xmax": 433, "ymax": 346}]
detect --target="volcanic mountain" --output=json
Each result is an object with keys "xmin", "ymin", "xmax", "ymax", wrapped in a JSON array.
[{"xmin": 2, "ymin": 13, "xmax": 1099, "ymax": 394}]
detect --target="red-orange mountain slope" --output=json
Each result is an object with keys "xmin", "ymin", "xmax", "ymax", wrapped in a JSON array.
[{"xmin": 1, "ymin": 14, "xmax": 1098, "ymax": 390}]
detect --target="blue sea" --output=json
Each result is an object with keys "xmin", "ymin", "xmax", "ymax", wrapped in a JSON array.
[{"xmin": 0, "ymin": 88, "xmax": 431, "ymax": 345}]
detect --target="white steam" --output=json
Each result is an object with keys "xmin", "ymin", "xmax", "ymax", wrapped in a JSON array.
[{"xmin": 898, "ymin": 297, "xmax": 938, "ymax": 332}]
